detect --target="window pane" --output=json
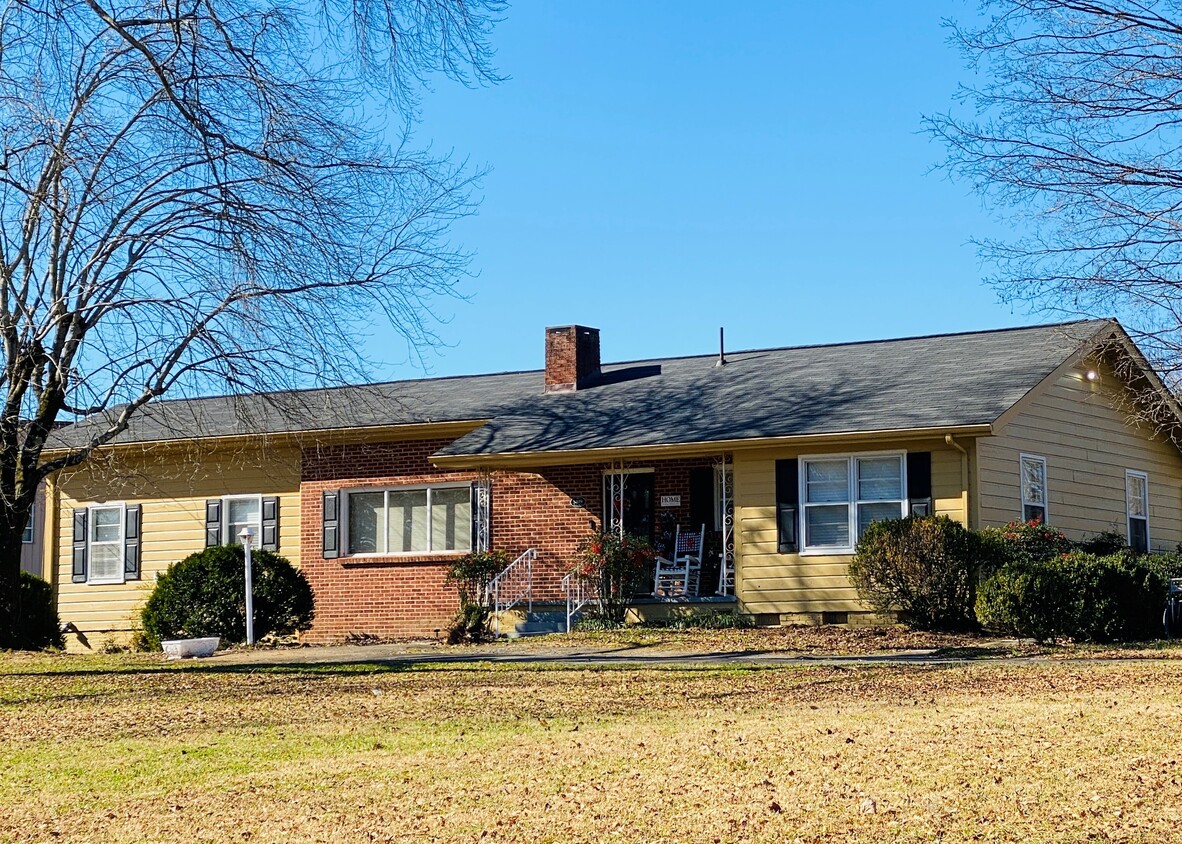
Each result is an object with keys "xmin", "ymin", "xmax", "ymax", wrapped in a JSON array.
[
  {"xmin": 857, "ymin": 457, "xmax": 902, "ymax": 501},
  {"xmin": 1130, "ymin": 517, "xmax": 1148, "ymax": 554},
  {"xmin": 805, "ymin": 504, "xmax": 849, "ymax": 547},
  {"xmin": 858, "ymin": 502, "xmax": 902, "ymax": 536},
  {"xmin": 92, "ymin": 507, "xmax": 121, "ymax": 542},
  {"xmin": 348, "ymin": 492, "xmax": 384, "ymax": 554},
  {"xmin": 431, "ymin": 487, "xmax": 471, "ymax": 552},
  {"xmin": 388, "ymin": 490, "xmax": 429, "ymax": 553},
  {"xmin": 90, "ymin": 543, "xmax": 123, "ymax": 581},
  {"xmin": 1127, "ymin": 475, "xmax": 1147, "ymax": 518},
  {"xmin": 806, "ymin": 460, "xmax": 849, "ymax": 503},
  {"xmin": 227, "ymin": 497, "xmax": 260, "ymax": 526},
  {"xmin": 1023, "ymin": 504, "xmax": 1046, "ymax": 524},
  {"xmin": 1021, "ymin": 458, "xmax": 1045, "ymax": 506}
]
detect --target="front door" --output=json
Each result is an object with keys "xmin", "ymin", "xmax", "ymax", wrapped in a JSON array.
[{"xmin": 604, "ymin": 472, "xmax": 655, "ymax": 542}]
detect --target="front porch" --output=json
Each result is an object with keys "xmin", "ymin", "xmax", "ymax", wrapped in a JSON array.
[{"xmin": 483, "ymin": 453, "xmax": 739, "ymax": 634}]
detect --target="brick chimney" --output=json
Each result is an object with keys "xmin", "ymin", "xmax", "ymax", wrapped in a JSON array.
[{"xmin": 545, "ymin": 325, "xmax": 601, "ymax": 393}]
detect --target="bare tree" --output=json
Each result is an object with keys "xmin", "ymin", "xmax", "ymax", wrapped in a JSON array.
[
  {"xmin": 928, "ymin": 2, "xmax": 1182, "ymax": 389},
  {"xmin": 0, "ymin": 0, "xmax": 504, "ymax": 644}
]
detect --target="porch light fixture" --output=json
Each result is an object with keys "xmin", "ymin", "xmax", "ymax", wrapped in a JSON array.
[{"xmin": 239, "ymin": 526, "xmax": 256, "ymax": 646}]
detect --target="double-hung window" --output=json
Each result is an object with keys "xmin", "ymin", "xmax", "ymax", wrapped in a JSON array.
[
  {"xmin": 1020, "ymin": 454, "xmax": 1048, "ymax": 523},
  {"xmin": 88, "ymin": 503, "xmax": 126, "ymax": 584},
  {"xmin": 223, "ymin": 495, "xmax": 262, "ymax": 544},
  {"xmin": 1126, "ymin": 470, "xmax": 1149, "ymax": 554},
  {"xmin": 801, "ymin": 453, "xmax": 906, "ymax": 553},
  {"xmin": 346, "ymin": 485, "xmax": 472, "ymax": 555}
]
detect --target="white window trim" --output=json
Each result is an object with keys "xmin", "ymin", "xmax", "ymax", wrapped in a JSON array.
[
  {"xmin": 222, "ymin": 494, "xmax": 263, "ymax": 544},
  {"xmin": 1125, "ymin": 469, "xmax": 1150, "ymax": 550},
  {"xmin": 1019, "ymin": 453, "xmax": 1048, "ymax": 523},
  {"xmin": 87, "ymin": 502, "xmax": 127, "ymax": 585},
  {"xmin": 342, "ymin": 482, "xmax": 473, "ymax": 558},
  {"xmin": 21, "ymin": 501, "xmax": 34, "ymax": 545},
  {"xmin": 798, "ymin": 451, "xmax": 907, "ymax": 556}
]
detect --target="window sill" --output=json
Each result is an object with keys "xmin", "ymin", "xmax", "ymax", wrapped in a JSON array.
[
  {"xmin": 798, "ymin": 547, "xmax": 855, "ymax": 557},
  {"xmin": 339, "ymin": 552, "xmax": 468, "ymax": 567},
  {"xmin": 85, "ymin": 579, "xmax": 126, "ymax": 586}
]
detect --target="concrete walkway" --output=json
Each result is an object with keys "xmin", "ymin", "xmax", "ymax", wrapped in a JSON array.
[{"xmin": 201, "ymin": 640, "xmax": 1036, "ymax": 670}]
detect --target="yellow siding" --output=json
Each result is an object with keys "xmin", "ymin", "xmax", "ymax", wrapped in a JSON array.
[
  {"xmin": 977, "ymin": 362, "xmax": 1182, "ymax": 548},
  {"xmin": 734, "ymin": 438, "xmax": 968, "ymax": 617},
  {"xmin": 53, "ymin": 443, "xmax": 302, "ymax": 645}
]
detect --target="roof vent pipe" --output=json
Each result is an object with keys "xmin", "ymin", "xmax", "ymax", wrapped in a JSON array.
[{"xmin": 716, "ymin": 326, "xmax": 726, "ymax": 367}]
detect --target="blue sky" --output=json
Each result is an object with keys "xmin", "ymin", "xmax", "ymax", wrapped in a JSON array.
[{"xmin": 368, "ymin": 1, "xmax": 1019, "ymax": 378}]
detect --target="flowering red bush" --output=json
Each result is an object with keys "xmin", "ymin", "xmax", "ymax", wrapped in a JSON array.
[
  {"xmin": 570, "ymin": 529, "xmax": 654, "ymax": 625},
  {"xmin": 983, "ymin": 519, "xmax": 1073, "ymax": 564}
]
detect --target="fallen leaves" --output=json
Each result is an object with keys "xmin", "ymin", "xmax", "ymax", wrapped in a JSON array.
[{"xmin": 1, "ymin": 656, "xmax": 1182, "ymax": 842}]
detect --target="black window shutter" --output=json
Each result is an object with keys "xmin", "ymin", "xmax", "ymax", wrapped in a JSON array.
[
  {"xmin": 261, "ymin": 496, "xmax": 280, "ymax": 552},
  {"xmin": 205, "ymin": 499, "xmax": 222, "ymax": 547},
  {"xmin": 322, "ymin": 491, "xmax": 340, "ymax": 559},
  {"xmin": 124, "ymin": 505, "xmax": 141, "ymax": 580},
  {"xmin": 689, "ymin": 467, "xmax": 714, "ymax": 529},
  {"xmin": 906, "ymin": 452, "xmax": 933, "ymax": 516},
  {"xmin": 72, "ymin": 508, "xmax": 88, "ymax": 583},
  {"xmin": 775, "ymin": 459, "xmax": 799, "ymax": 554}
]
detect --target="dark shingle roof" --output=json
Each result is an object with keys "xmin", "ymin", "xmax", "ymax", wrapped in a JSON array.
[
  {"xmin": 434, "ymin": 319, "xmax": 1112, "ymax": 459},
  {"xmin": 50, "ymin": 320, "xmax": 1112, "ymax": 456}
]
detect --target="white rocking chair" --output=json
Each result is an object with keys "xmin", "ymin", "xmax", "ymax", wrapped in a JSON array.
[{"xmin": 653, "ymin": 524, "xmax": 705, "ymax": 597}]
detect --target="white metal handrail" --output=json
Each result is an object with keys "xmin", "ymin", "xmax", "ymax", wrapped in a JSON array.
[
  {"xmin": 488, "ymin": 548, "xmax": 535, "ymax": 636},
  {"xmin": 561, "ymin": 570, "xmax": 597, "ymax": 633}
]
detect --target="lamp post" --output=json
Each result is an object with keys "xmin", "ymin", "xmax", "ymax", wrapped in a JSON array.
[{"xmin": 239, "ymin": 526, "xmax": 256, "ymax": 646}]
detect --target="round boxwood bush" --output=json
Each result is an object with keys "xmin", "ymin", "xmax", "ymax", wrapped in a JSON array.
[
  {"xmin": 849, "ymin": 515, "xmax": 983, "ymax": 631},
  {"xmin": 4, "ymin": 572, "xmax": 63, "ymax": 650},
  {"xmin": 139, "ymin": 545, "xmax": 314, "ymax": 649},
  {"xmin": 975, "ymin": 561, "xmax": 1071, "ymax": 643}
]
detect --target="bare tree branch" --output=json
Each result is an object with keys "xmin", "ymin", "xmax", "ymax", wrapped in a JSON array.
[{"xmin": 0, "ymin": 0, "xmax": 505, "ymax": 644}]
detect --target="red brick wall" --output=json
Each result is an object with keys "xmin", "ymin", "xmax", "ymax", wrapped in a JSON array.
[
  {"xmin": 299, "ymin": 440, "xmax": 603, "ymax": 641},
  {"xmin": 299, "ymin": 439, "xmax": 718, "ymax": 642}
]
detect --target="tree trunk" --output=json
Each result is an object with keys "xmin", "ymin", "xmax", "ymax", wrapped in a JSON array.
[{"xmin": 0, "ymin": 505, "xmax": 32, "ymax": 647}]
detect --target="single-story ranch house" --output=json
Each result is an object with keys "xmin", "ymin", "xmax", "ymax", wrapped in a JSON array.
[{"xmin": 35, "ymin": 319, "xmax": 1182, "ymax": 649}]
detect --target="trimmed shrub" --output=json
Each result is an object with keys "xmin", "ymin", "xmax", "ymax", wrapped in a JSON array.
[
  {"xmin": 977, "ymin": 552, "xmax": 1169, "ymax": 643},
  {"xmin": 849, "ymin": 515, "xmax": 982, "ymax": 631},
  {"xmin": 8, "ymin": 572, "xmax": 63, "ymax": 650},
  {"xmin": 1076, "ymin": 530, "xmax": 1128, "ymax": 556},
  {"xmin": 139, "ymin": 545, "xmax": 314, "ymax": 649}
]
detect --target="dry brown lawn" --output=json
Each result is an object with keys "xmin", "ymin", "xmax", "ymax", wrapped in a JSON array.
[{"xmin": 2, "ymin": 652, "xmax": 1182, "ymax": 843}]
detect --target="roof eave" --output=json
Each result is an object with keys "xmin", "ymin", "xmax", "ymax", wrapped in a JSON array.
[{"xmin": 429, "ymin": 423, "xmax": 996, "ymax": 469}]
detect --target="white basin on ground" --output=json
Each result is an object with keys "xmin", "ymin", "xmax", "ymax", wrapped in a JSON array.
[{"xmin": 161, "ymin": 637, "xmax": 220, "ymax": 659}]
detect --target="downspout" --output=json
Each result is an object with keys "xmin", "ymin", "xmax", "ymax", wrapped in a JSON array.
[{"xmin": 945, "ymin": 434, "xmax": 969, "ymax": 528}]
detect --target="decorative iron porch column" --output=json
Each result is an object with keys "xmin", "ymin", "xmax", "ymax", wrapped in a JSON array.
[
  {"xmin": 473, "ymin": 471, "xmax": 492, "ymax": 552},
  {"xmin": 716, "ymin": 454, "xmax": 734, "ymax": 596},
  {"xmin": 606, "ymin": 460, "xmax": 627, "ymax": 539}
]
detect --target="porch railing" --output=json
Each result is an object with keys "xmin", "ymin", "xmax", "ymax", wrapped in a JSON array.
[
  {"xmin": 487, "ymin": 548, "xmax": 535, "ymax": 637},
  {"xmin": 561, "ymin": 571, "xmax": 597, "ymax": 633}
]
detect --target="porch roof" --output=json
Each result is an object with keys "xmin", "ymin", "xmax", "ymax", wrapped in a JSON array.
[{"xmin": 48, "ymin": 319, "xmax": 1112, "ymax": 454}]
